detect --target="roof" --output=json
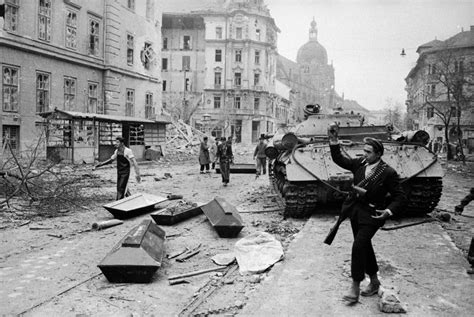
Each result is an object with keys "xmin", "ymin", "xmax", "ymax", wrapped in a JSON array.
[
  {"xmin": 162, "ymin": 0, "xmax": 223, "ymax": 14},
  {"xmin": 39, "ymin": 109, "xmax": 171, "ymax": 124}
]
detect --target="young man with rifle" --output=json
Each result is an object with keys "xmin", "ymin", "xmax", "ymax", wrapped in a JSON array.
[{"xmin": 325, "ymin": 123, "xmax": 406, "ymax": 304}]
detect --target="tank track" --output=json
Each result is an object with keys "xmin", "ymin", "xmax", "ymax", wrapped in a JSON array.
[
  {"xmin": 402, "ymin": 177, "xmax": 443, "ymax": 216},
  {"xmin": 269, "ymin": 161, "xmax": 319, "ymax": 218},
  {"xmin": 269, "ymin": 162, "xmax": 443, "ymax": 218}
]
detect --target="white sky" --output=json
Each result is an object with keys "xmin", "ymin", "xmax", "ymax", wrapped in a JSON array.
[{"xmin": 266, "ymin": 0, "xmax": 474, "ymax": 110}]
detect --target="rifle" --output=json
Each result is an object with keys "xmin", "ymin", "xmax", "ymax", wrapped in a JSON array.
[{"xmin": 323, "ymin": 185, "xmax": 367, "ymax": 246}]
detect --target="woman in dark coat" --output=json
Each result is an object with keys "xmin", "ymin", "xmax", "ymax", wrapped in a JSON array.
[{"xmin": 199, "ymin": 136, "xmax": 211, "ymax": 173}]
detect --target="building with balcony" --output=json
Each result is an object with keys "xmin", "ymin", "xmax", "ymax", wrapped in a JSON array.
[
  {"xmin": 1, "ymin": 0, "xmax": 168, "ymax": 164},
  {"xmin": 162, "ymin": 0, "xmax": 294, "ymax": 144},
  {"xmin": 405, "ymin": 26, "xmax": 474, "ymax": 153}
]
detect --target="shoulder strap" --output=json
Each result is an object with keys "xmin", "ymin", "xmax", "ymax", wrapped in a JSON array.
[{"xmin": 357, "ymin": 161, "xmax": 387, "ymax": 188}]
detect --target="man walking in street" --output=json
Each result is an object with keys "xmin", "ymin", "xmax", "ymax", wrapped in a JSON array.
[
  {"xmin": 327, "ymin": 124, "xmax": 406, "ymax": 304},
  {"xmin": 217, "ymin": 136, "xmax": 233, "ymax": 186},
  {"xmin": 93, "ymin": 136, "xmax": 141, "ymax": 200},
  {"xmin": 253, "ymin": 134, "xmax": 268, "ymax": 178}
]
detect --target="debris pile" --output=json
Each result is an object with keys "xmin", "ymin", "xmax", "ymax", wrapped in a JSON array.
[{"xmin": 163, "ymin": 120, "xmax": 209, "ymax": 161}]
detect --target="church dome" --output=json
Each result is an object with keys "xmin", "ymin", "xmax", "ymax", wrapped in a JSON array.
[{"xmin": 296, "ymin": 19, "xmax": 328, "ymax": 65}]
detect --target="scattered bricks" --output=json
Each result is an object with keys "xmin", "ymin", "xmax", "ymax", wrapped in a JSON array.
[{"xmin": 378, "ymin": 287, "xmax": 407, "ymax": 313}]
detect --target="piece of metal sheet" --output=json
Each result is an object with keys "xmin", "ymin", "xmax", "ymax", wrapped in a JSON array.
[
  {"xmin": 150, "ymin": 201, "xmax": 204, "ymax": 225},
  {"xmin": 98, "ymin": 219, "xmax": 166, "ymax": 283},
  {"xmin": 201, "ymin": 197, "xmax": 244, "ymax": 238},
  {"xmin": 103, "ymin": 193, "xmax": 168, "ymax": 219},
  {"xmin": 216, "ymin": 163, "xmax": 257, "ymax": 174}
]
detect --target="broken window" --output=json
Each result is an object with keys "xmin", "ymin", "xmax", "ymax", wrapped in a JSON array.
[
  {"xmin": 36, "ymin": 71, "xmax": 50, "ymax": 113},
  {"xmin": 87, "ymin": 82, "xmax": 98, "ymax": 113},
  {"xmin": 2, "ymin": 125, "xmax": 20, "ymax": 153},
  {"xmin": 141, "ymin": 42, "xmax": 156, "ymax": 69},
  {"xmin": 145, "ymin": 92, "xmax": 154, "ymax": 119},
  {"xmin": 65, "ymin": 9, "xmax": 77, "ymax": 49},
  {"xmin": 126, "ymin": 89, "xmax": 135, "ymax": 116},
  {"xmin": 3, "ymin": 66, "xmax": 19, "ymax": 112},
  {"xmin": 127, "ymin": 34, "xmax": 134, "ymax": 65},
  {"xmin": 89, "ymin": 19, "xmax": 100, "ymax": 56},
  {"xmin": 4, "ymin": 0, "xmax": 19, "ymax": 32},
  {"xmin": 162, "ymin": 37, "xmax": 168, "ymax": 49},
  {"xmin": 129, "ymin": 124, "xmax": 144, "ymax": 145},
  {"xmin": 256, "ymin": 29, "xmax": 261, "ymax": 41},
  {"xmin": 38, "ymin": 0, "xmax": 51, "ymax": 41},
  {"xmin": 64, "ymin": 77, "xmax": 76, "ymax": 110},
  {"xmin": 162, "ymin": 58, "xmax": 168, "ymax": 70},
  {"xmin": 162, "ymin": 80, "xmax": 167, "ymax": 91}
]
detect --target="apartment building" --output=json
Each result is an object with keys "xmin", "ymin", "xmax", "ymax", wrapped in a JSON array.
[{"xmin": 0, "ymin": 0, "xmax": 167, "ymax": 163}]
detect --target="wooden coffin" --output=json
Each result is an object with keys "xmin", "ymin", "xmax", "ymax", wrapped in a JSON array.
[
  {"xmin": 103, "ymin": 193, "xmax": 168, "ymax": 220},
  {"xmin": 201, "ymin": 197, "xmax": 244, "ymax": 238},
  {"xmin": 216, "ymin": 163, "xmax": 256, "ymax": 174},
  {"xmin": 98, "ymin": 219, "xmax": 166, "ymax": 283},
  {"xmin": 150, "ymin": 201, "xmax": 204, "ymax": 226}
]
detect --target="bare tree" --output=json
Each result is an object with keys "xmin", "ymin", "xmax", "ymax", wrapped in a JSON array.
[
  {"xmin": 384, "ymin": 98, "xmax": 406, "ymax": 130},
  {"xmin": 419, "ymin": 45, "xmax": 473, "ymax": 161},
  {"xmin": 163, "ymin": 92, "xmax": 203, "ymax": 124}
]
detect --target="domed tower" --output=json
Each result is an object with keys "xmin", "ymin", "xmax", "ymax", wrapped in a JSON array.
[
  {"xmin": 296, "ymin": 18, "xmax": 335, "ymax": 112},
  {"xmin": 297, "ymin": 19, "xmax": 328, "ymax": 65}
]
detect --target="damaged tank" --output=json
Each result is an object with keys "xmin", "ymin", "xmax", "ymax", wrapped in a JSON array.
[{"xmin": 266, "ymin": 104, "xmax": 443, "ymax": 218}]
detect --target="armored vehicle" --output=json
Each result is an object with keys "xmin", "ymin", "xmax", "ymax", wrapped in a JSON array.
[{"xmin": 266, "ymin": 105, "xmax": 443, "ymax": 218}]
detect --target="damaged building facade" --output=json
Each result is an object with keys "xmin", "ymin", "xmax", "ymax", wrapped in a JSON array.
[
  {"xmin": 0, "ymin": 0, "xmax": 169, "ymax": 164},
  {"xmin": 405, "ymin": 26, "xmax": 474, "ymax": 153},
  {"xmin": 161, "ymin": 0, "xmax": 295, "ymax": 144}
]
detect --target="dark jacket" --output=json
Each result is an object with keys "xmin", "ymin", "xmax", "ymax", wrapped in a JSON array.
[
  {"xmin": 330, "ymin": 144, "xmax": 406, "ymax": 224},
  {"xmin": 217, "ymin": 141, "xmax": 233, "ymax": 161},
  {"xmin": 254, "ymin": 141, "xmax": 267, "ymax": 159}
]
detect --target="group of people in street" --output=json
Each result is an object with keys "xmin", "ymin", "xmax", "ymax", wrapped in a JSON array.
[
  {"xmin": 92, "ymin": 127, "xmax": 471, "ymax": 308},
  {"xmin": 198, "ymin": 136, "xmax": 234, "ymax": 186}
]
